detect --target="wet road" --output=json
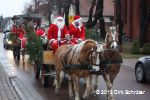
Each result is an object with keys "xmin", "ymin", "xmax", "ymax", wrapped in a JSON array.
[{"xmin": 0, "ymin": 33, "xmax": 150, "ymax": 100}]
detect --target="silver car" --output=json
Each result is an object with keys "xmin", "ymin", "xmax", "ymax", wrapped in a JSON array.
[
  {"xmin": 135, "ymin": 56, "xmax": 150, "ymax": 83},
  {"xmin": 3, "ymin": 32, "xmax": 12, "ymax": 49}
]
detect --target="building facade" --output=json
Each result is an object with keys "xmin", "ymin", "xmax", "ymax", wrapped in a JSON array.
[{"xmin": 118, "ymin": 0, "xmax": 150, "ymax": 43}]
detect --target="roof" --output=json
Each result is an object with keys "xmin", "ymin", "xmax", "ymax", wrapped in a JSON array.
[
  {"xmin": 12, "ymin": 14, "xmax": 44, "ymax": 20},
  {"xmin": 80, "ymin": 0, "xmax": 114, "ymax": 17}
]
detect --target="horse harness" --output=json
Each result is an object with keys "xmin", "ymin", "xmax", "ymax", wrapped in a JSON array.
[
  {"xmin": 61, "ymin": 45, "xmax": 123, "ymax": 75},
  {"xmin": 62, "ymin": 45, "xmax": 95, "ymax": 70},
  {"xmin": 90, "ymin": 57, "xmax": 123, "ymax": 75}
]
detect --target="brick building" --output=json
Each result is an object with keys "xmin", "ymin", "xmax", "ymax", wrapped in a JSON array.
[
  {"xmin": 117, "ymin": 0, "xmax": 150, "ymax": 43},
  {"xmin": 69, "ymin": 0, "xmax": 114, "ymax": 24}
]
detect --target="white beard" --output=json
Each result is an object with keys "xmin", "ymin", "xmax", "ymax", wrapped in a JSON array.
[{"xmin": 56, "ymin": 21, "xmax": 65, "ymax": 29}]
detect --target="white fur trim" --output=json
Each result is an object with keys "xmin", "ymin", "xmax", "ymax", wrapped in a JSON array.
[
  {"xmin": 41, "ymin": 32, "xmax": 45, "ymax": 37},
  {"xmin": 49, "ymin": 39, "xmax": 55, "ymax": 44},
  {"xmin": 73, "ymin": 18, "xmax": 82, "ymax": 23},
  {"xmin": 58, "ymin": 29, "xmax": 61, "ymax": 41}
]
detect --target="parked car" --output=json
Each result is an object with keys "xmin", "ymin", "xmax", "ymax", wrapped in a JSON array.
[
  {"xmin": 3, "ymin": 32, "xmax": 13, "ymax": 49},
  {"xmin": 135, "ymin": 56, "xmax": 150, "ymax": 83}
]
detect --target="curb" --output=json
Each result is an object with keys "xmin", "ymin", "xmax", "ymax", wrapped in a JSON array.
[
  {"xmin": 0, "ymin": 60, "xmax": 21, "ymax": 100},
  {"xmin": 0, "ymin": 52, "xmax": 44, "ymax": 100}
]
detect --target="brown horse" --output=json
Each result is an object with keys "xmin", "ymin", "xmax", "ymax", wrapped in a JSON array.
[
  {"xmin": 100, "ymin": 26, "xmax": 122, "ymax": 100},
  {"xmin": 54, "ymin": 39, "xmax": 103, "ymax": 100},
  {"xmin": 91, "ymin": 26, "xmax": 123, "ymax": 100}
]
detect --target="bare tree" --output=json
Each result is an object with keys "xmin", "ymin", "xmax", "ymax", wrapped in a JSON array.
[
  {"xmin": 24, "ymin": 3, "xmax": 35, "ymax": 14},
  {"xmin": 86, "ymin": 0, "xmax": 106, "ymax": 39}
]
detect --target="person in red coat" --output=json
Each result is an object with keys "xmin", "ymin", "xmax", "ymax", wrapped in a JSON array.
[
  {"xmin": 17, "ymin": 24, "xmax": 26, "ymax": 49},
  {"xmin": 17, "ymin": 24, "xmax": 26, "ymax": 40},
  {"xmin": 47, "ymin": 16, "xmax": 69, "ymax": 52},
  {"xmin": 11, "ymin": 24, "xmax": 17, "ymax": 34},
  {"xmin": 36, "ymin": 27, "xmax": 45, "ymax": 37},
  {"xmin": 69, "ymin": 15, "xmax": 85, "ymax": 44}
]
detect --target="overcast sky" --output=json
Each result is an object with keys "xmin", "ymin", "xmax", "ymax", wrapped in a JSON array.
[{"xmin": 0, "ymin": 0, "xmax": 31, "ymax": 17}]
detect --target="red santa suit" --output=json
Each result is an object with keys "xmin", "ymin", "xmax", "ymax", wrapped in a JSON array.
[
  {"xmin": 17, "ymin": 26, "xmax": 26, "ymax": 40},
  {"xmin": 69, "ymin": 15, "xmax": 85, "ymax": 44},
  {"xmin": 36, "ymin": 28, "xmax": 45, "ymax": 37},
  {"xmin": 17, "ymin": 26, "xmax": 26, "ymax": 49},
  {"xmin": 47, "ymin": 16, "xmax": 69, "ymax": 52},
  {"xmin": 11, "ymin": 25, "xmax": 17, "ymax": 34}
]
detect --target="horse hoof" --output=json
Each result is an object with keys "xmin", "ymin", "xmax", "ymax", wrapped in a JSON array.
[
  {"xmin": 81, "ymin": 95, "xmax": 87, "ymax": 100},
  {"xmin": 108, "ymin": 96, "xmax": 115, "ymax": 100},
  {"xmin": 75, "ymin": 98, "xmax": 81, "ymax": 100},
  {"xmin": 69, "ymin": 93, "xmax": 74, "ymax": 98},
  {"xmin": 94, "ymin": 85, "xmax": 98, "ymax": 90},
  {"xmin": 55, "ymin": 88, "xmax": 59, "ymax": 94},
  {"xmin": 69, "ymin": 95, "xmax": 74, "ymax": 100},
  {"xmin": 91, "ymin": 92, "xmax": 96, "ymax": 97},
  {"xmin": 55, "ymin": 92, "xmax": 59, "ymax": 96}
]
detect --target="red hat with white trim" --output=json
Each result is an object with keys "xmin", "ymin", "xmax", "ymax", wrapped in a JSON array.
[{"xmin": 74, "ymin": 15, "xmax": 82, "ymax": 23}]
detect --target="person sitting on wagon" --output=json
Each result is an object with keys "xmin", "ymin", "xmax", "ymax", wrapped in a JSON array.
[
  {"xmin": 47, "ymin": 16, "xmax": 69, "ymax": 52},
  {"xmin": 69, "ymin": 15, "xmax": 86, "ymax": 44}
]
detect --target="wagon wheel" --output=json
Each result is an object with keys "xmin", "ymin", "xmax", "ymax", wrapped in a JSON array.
[
  {"xmin": 41, "ymin": 64, "xmax": 49, "ymax": 87},
  {"xmin": 34, "ymin": 63, "xmax": 40, "ymax": 79}
]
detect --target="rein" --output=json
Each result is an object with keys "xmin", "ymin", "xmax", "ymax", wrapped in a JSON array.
[{"xmin": 90, "ymin": 56, "xmax": 123, "ymax": 75}]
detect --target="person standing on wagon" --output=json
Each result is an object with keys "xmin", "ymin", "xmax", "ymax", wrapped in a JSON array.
[
  {"xmin": 69, "ymin": 15, "xmax": 86, "ymax": 44},
  {"xmin": 17, "ymin": 24, "xmax": 26, "ymax": 40},
  {"xmin": 17, "ymin": 24, "xmax": 26, "ymax": 49},
  {"xmin": 47, "ymin": 16, "xmax": 69, "ymax": 52},
  {"xmin": 11, "ymin": 24, "xmax": 18, "ymax": 34}
]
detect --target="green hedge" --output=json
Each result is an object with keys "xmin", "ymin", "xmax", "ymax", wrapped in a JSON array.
[
  {"xmin": 143, "ymin": 43, "xmax": 150, "ymax": 54},
  {"xmin": 86, "ymin": 28, "xmax": 101, "ymax": 41},
  {"xmin": 131, "ymin": 40, "xmax": 140, "ymax": 54}
]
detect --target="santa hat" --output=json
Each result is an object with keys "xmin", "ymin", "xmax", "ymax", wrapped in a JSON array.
[
  {"xmin": 74, "ymin": 15, "xmax": 82, "ymax": 23},
  {"xmin": 56, "ymin": 16, "xmax": 64, "ymax": 21}
]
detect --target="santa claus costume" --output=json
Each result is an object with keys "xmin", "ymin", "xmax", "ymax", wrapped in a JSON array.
[
  {"xmin": 69, "ymin": 15, "xmax": 85, "ymax": 44},
  {"xmin": 47, "ymin": 16, "xmax": 69, "ymax": 52}
]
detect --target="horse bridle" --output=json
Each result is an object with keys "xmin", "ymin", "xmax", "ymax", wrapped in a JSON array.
[{"xmin": 106, "ymin": 40, "xmax": 119, "ymax": 49}]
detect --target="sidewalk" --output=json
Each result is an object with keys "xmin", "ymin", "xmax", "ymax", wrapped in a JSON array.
[
  {"xmin": 0, "ymin": 51, "xmax": 44, "ymax": 100},
  {"xmin": 0, "ymin": 64, "xmax": 20, "ymax": 100}
]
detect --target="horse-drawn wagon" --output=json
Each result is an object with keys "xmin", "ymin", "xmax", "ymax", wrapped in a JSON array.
[{"xmin": 34, "ymin": 50, "xmax": 56, "ymax": 87}]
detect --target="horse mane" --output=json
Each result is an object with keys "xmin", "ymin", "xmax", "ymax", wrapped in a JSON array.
[{"xmin": 67, "ymin": 39, "xmax": 97, "ymax": 64}]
